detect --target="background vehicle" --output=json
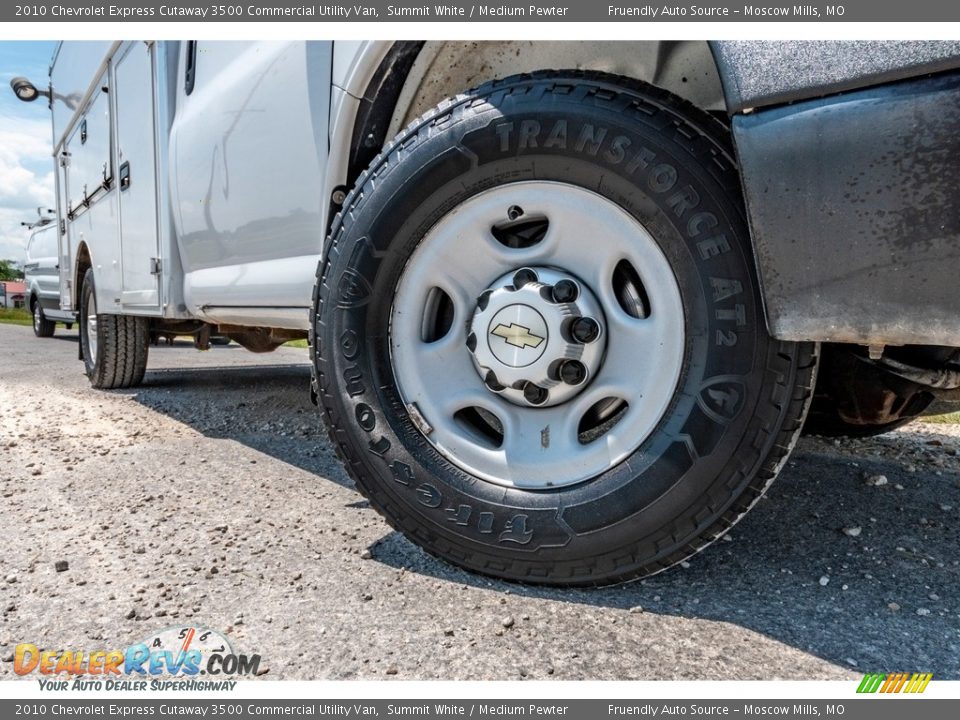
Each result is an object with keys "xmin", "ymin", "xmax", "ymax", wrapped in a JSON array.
[
  {"xmin": 23, "ymin": 213, "xmax": 75, "ymax": 337},
  {"xmin": 11, "ymin": 40, "xmax": 960, "ymax": 584}
]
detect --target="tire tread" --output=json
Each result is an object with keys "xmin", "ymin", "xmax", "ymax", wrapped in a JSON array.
[{"xmin": 80, "ymin": 269, "xmax": 149, "ymax": 390}]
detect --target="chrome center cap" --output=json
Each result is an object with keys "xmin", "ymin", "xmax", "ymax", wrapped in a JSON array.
[
  {"xmin": 487, "ymin": 304, "xmax": 549, "ymax": 367},
  {"xmin": 469, "ymin": 267, "xmax": 606, "ymax": 407}
]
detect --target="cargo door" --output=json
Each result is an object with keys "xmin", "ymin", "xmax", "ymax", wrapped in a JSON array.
[
  {"xmin": 114, "ymin": 42, "xmax": 161, "ymax": 309},
  {"xmin": 61, "ymin": 70, "xmax": 113, "ymax": 311}
]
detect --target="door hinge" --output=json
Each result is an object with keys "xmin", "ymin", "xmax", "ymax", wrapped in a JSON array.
[{"xmin": 150, "ymin": 258, "xmax": 162, "ymax": 275}]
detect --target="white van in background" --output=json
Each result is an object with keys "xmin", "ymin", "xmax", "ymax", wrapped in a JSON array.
[{"xmin": 24, "ymin": 222, "xmax": 75, "ymax": 337}]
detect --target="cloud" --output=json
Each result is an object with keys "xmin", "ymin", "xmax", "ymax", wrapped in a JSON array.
[{"xmin": 0, "ymin": 114, "xmax": 55, "ymax": 263}]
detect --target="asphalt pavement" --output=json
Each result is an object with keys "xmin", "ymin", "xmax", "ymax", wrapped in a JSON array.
[{"xmin": 1, "ymin": 323, "xmax": 957, "ymax": 680}]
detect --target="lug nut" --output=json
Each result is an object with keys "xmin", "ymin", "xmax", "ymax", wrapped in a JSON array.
[
  {"xmin": 512, "ymin": 268, "xmax": 538, "ymax": 289},
  {"xmin": 571, "ymin": 317, "xmax": 600, "ymax": 343},
  {"xmin": 552, "ymin": 279, "xmax": 579, "ymax": 303},
  {"xmin": 507, "ymin": 205, "xmax": 524, "ymax": 221},
  {"xmin": 558, "ymin": 360, "xmax": 587, "ymax": 385},
  {"xmin": 484, "ymin": 370, "xmax": 505, "ymax": 392},
  {"xmin": 522, "ymin": 382, "xmax": 548, "ymax": 406}
]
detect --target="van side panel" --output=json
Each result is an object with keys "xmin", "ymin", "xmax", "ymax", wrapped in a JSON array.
[
  {"xmin": 50, "ymin": 42, "xmax": 114, "ymax": 151},
  {"xmin": 60, "ymin": 69, "xmax": 121, "ymax": 315},
  {"xmin": 169, "ymin": 41, "xmax": 332, "ymax": 328},
  {"xmin": 113, "ymin": 42, "xmax": 161, "ymax": 310},
  {"xmin": 734, "ymin": 71, "xmax": 960, "ymax": 346},
  {"xmin": 24, "ymin": 226, "xmax": 60, "ymax": 312}
]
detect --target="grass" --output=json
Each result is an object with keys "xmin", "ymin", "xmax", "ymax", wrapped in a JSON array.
[
  {"xmin": 284, "ymin": 339, "xmax": 309, "ymax": 348},
  {"xmin": 921, "ymin": 411, "xmax": 960, "ymax": 425},
  {"xmin": 0, "ymin": 307, "xmax": 32, "ymax": 326}
]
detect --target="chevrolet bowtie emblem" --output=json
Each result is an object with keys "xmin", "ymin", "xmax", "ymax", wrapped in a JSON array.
[{"xmin": 490, "ymin": 323, "xmax": 545, "ymax": 350}]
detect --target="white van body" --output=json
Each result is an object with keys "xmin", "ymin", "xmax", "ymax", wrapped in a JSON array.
[{"xmin": 50, "ymin": 41, "xmax": 374, "ymax": 335}]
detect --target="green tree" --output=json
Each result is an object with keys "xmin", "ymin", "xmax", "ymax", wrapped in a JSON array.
[{"xmin": 0, "ymin": 260, "xmax": 22, "ymax": 281}]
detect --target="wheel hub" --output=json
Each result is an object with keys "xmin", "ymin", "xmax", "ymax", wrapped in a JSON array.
[{"xmin": 468, "ymin": 266, "xmax": 606, "ymax": 408}]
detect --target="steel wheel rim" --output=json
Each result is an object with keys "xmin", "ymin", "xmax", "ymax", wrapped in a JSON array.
[
  {"xmin": 33, "ymin": 304, "xmax": 40, "ymax": 332},
  {"xmin": 390, "ymin": 181, "xmax": 685, "ymax": 490},
  {"xmin": 86, "ymin": 292, "xmax": 98, "ymax": 360}
]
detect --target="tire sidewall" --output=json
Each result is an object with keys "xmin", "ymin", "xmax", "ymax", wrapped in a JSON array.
[
  {"xmin": 80, "ymin": 269, "xmax": 101, "ymax": 378},
  {"xmin": 317, "ymin": 77, "xmax": 771, "ymax": 576}
]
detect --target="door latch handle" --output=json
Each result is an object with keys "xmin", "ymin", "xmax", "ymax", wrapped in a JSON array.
[{"xmin": 119, "ymin": 161, "xmax": 131, "ymax": 190}]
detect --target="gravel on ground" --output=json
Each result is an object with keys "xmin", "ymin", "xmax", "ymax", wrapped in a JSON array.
[{"xmin": 1, "ymin": 324, "xmax": 958, "ymax": 680}]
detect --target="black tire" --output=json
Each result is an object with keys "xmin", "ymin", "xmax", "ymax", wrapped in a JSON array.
[
  {"xmin": 312, "ymin": 72, "xmax": 817, "ymax": 585},
  {"xmin": 32, "ymin": 298, "xmax": 55, "ymax": 338},
  {"xmin": 79, "ymin": 268, "xmax": 149, "ymax": 389}
]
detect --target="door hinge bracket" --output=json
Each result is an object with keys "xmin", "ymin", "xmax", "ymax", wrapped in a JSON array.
[{"xmin": 149, "ymin": 258, "xmax": 162, "ymax": 275}]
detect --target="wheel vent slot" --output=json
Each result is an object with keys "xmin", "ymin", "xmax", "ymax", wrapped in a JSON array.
[
  {"xmin": 612, "ymin": 259, "xmax": 650, "ymax": 319},
  {"xmin": 420, "ymin": 287, "xmax": 455, "ymax": 343},
  {"xmin": 491, "ymin": 215, "xmax": 549, "ymax": 249},
  {"xmin": 454, "ymin": 407, "xmax": 504, "ymax": 449},
  {"xmin": 578, "ymin": 397, "xmax": 628, "ymax": 444}
]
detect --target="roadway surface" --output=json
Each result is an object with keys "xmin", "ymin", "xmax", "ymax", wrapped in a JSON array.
[{"xmin": 1, "ymin": 323, "xmax": 958, "ymax": 680}]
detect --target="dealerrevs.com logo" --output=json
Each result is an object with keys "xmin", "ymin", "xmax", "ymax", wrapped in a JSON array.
[{"xmin": 13, "ymin": 626, "xmax": 261, "ymax": 691}]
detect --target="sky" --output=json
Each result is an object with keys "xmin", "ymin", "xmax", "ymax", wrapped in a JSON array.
[{"xmin": 0, "ymin": 41, "xmax": 57, "ymax": 265}]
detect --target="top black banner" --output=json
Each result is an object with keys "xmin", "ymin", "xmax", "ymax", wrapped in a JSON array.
[{"xmin": 5, "ymin": 0, "xmax": 960, "ymax": 22}]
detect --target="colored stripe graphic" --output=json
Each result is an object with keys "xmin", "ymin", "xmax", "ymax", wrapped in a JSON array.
[
  {"xmin": 911, "ymin": 673, "xmax": 933, "ymax": 693},
  {"xmin": 879, "ymin": 673, "xmax": 897, "ymax": 693},
  {"xmin": 857, "ymin": 673, "xmax": 885, "ymax": 693},
  {"xmin": 857, "ymin": 672, "xmax": 932, "ymax": 694},
  {"xmin": 891, "ymin": 673, "xmax": 909, "ymax": 693},
  {"xmin": 904, "ymin": 674, "xmax": 920, "ymax": 694}
]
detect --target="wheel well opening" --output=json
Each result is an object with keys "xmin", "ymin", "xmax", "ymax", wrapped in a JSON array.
[{"xmin": 345, "ymin": 41, "xmax": 726, "ymax": 188}]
